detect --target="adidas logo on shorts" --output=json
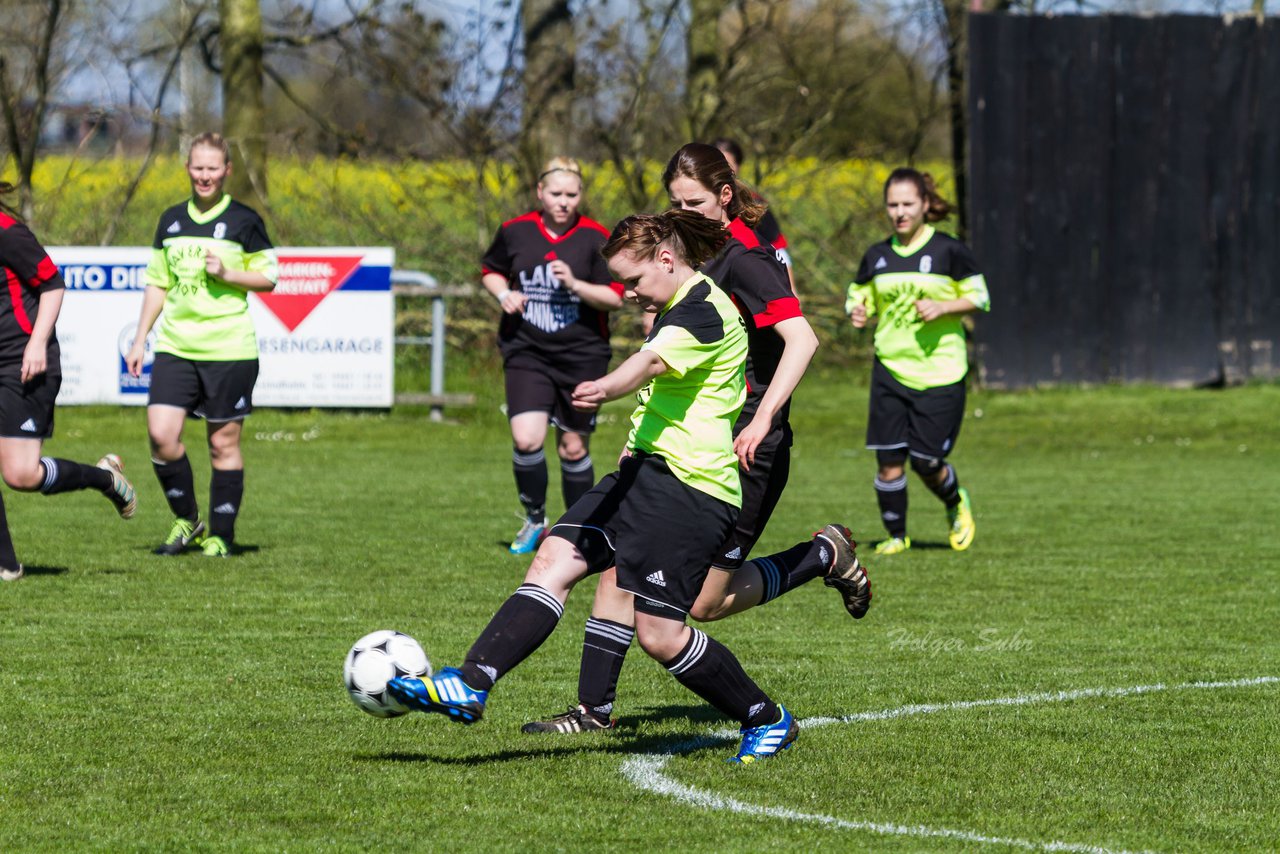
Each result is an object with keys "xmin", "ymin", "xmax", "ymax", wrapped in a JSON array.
[
  {"xmin": 234, "ymin": 397, "xmax": 248, "ymax": 410},
  {"xmin": 645, "ymin": 570, "xmax": 667, "ymax": 587},
  {"xmin": 19, "ymin": 418, "xmax": 38, "ymax": 432},
  {"xmin": 724, "ymin": 546, "xmax": 742, "ymax": 561}
]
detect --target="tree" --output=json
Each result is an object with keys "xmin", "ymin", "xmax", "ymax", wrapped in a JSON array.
[
  {"xmin": 521, "ymin": 0, "xmax": 575, "ymax": 181},
  {"xmin": 686, "ymin": 0, "xmax": 728, "ymax": 140},
  {"xmin": 0, "ymin": 0, "xmax": 69, "ymax": 222},
  {"xmin": 219, "ymin": 0, "xmax": 268, "ymax": 211}
]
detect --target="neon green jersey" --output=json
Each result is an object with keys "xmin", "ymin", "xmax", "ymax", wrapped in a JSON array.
[
  {"xmin": 629, "ymin": 273, "xmax": 748, "ymax": 506},
  {"xmin": 145, "ymin": 195, "xmax": 278, "ymax": 360},
  {"xmin": 846, "ymin": 225, "xmax": 990, "ymax": 390}
]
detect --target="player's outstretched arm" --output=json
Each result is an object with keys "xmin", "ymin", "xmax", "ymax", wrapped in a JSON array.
[{"xmin": 572, "ymin": 350, "xmax": 668, "ymax": 411}]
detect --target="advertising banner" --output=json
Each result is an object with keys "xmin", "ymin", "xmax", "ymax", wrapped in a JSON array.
[{"xmin": 49, "ymin": 246, "xmax": 395, "ymax": 407}]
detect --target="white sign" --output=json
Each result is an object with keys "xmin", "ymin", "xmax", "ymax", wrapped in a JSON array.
[{"xmin": 49, "ymin": 246, "xmax": 395, "ymax": 407}]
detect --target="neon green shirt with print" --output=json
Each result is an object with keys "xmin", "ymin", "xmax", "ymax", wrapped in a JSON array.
[
  {"xmin": 145, "ymin": 195, "xmax": 278, "ymax": 360},
  {"xmin": 846, "ymin": 225, "xmax": 990, "ymax": 390},
  {"xmin": 628, "ymin": 273, "xmax": 748, "ymax": 507}
]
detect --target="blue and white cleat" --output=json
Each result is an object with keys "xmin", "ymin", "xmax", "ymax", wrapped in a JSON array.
[
  {"xmin": 387, "ymin": 667, "xmax": 488, "ymax": 725},
  {"xmin": 728, "ymin": 704, "xmax": 798, "ymax": 764},
  {"xmin": 509, "ymin": 518, "xmax": 546, "ymax": 555}
]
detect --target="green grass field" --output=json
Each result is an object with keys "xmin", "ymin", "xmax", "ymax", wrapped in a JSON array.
[{"xmin": 1, "ymin": 374, "xmax": 1277, "ymax": 852}]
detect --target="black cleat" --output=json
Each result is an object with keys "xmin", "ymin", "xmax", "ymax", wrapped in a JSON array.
[
  {"xmin": 521, "ymin": 705, "xmax": 616, "ymax": 734},
  {"xmin": 820, "ymin": 524, "xmax": 872, "ymax": 619}
]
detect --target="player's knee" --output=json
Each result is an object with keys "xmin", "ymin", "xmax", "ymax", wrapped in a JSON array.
[
  {"xmin": 876, "ymin": 449, "xmax": 907, "ymax": 469},
  {"xmin": 635, "ymin": 625, "xmax": 683, "ymax": 662},
  {"xmin": 910, "ymin": 454, "xmax": 943, "ymax": 479},
  {"xmin": 3, "ymin": 464, "xmax": 41, "ymax": 492}
]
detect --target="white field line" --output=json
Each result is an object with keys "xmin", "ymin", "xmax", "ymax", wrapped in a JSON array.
[{"xmin": 621, "ymin": 675, "xmax": 1279, "ymax": 854}]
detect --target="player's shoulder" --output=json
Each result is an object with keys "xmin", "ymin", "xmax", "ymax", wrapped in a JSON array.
[
  {"xmin": 156, "ymin": 199, "xmax": 190, "ymax": 225},
  {"xmin": 654, "ymin": 280, "xmax": 730, "ymax": 345},
  {"xmin": 925, "ymin": 228, "xmax": 969, "ymax": 251},
  {"xmin": 500, "ymin": 210, "xmax": 542, "ymax": 230},
  {"xmin": 0, "ymin": 212, "xmax": 31, "ymax": 241},
  {"xmin": 224, "ymin": 198, "xmax": 266, "ymax": 223},
  {"xmin": 574, "ymin": 216, "xmax": 610, "ymax": 238}
]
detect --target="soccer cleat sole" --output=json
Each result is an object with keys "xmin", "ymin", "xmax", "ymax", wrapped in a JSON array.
[
  {"xmin": 97, "ymin": 454, "xmax": 137, "ymax": 519},
  {"xmin": 820, "ymin": 524, "xmax": 871, "ymax": 619}
]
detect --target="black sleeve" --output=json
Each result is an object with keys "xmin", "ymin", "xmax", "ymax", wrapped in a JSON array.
[
  {"xmin": 481, "ymin": 226, "xmax": 512, "ymax": 278},
  {"xmin": 241, "ymin": 212, "xmax": 274, "ymax": 252},
  {"xmin": 948, "ymin": 239, "xmax": 983, "ymax": 280},
  {"xmin": 725, "ymin": 248, "xmax": 794, "ymax": 317},
  {"xmin": 853, "ymin": 246, "xmax": 879, "ymax": 285},
  {"xmin": 151, "ymin": 214, "xmax": 169, "ymax": 249}
]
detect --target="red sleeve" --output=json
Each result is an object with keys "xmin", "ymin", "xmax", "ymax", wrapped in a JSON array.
[{"xmin": 753, "ymin": 296, "xmax": 802, "ymax": 328}]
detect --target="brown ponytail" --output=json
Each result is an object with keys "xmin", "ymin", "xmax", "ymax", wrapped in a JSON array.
[
  {"xmin": 662, "ymin": 142, "xmax": 767, "ymax": 228},
  {"xmin": 884, "ymin": 167, "xmax": 953, "ymax": 223},
  {"xmin": 602, "ymin": 209, "xmax": 730, "ymax": 269}
]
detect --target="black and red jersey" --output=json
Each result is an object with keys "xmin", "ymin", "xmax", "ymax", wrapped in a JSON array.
[
  {"xmin": 0, "ymin": 213, "xmax": 62, "ymax": 371},
  {"xmin": 701, "ymin": 217, "xmax": 803, "ymax": 428},
  {"xmin": 481, "ymin": 212, "xmax": 622, "ymax": 364}
]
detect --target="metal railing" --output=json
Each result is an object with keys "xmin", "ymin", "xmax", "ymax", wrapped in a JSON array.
[{"xmin": 391, "ymin": 270, "xmax": 476, "ymax": 422}]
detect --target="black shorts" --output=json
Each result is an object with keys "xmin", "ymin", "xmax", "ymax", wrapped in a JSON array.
[
  {"xmin": 149, "ymin": 353, "xmax": 259, "ymax": 422},
  {"xmin": 504, "ymin": 349, "xmax": 606, "ymax": 435},
  {"xmin": 549, "ymin": 453, "xmax": 738, "ymax": 619},
  {"xmin": 866, "ymin": 358, "xmax": 966, "ymax": 462},
  {"xmin": 712, "ymin": 424, "xmax": 792, "ymax": 570},
  {"xmin": 0, "ymin": 370, "xmax": 58, "ymax": 439}
]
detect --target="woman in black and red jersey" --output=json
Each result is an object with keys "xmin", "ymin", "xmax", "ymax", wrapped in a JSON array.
[
  {"xmin": 0, "ymin": 183, "xmax": 137, "ymax": 582},
  {"xmin": 521, "ymin": 143, "xmax": 870, "ymax": 736},
  {"xmin": 480, "ymin": 157, "xmax": 624, "ymax": 554},
  {"xmin": 712, "ymin": 137, "xmax": 795, "ymax": 289}
]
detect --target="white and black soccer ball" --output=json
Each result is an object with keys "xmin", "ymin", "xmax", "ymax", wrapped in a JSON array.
[{"xmin": 344, "ymin": 630, "xmax": 432, "ymax": 718}]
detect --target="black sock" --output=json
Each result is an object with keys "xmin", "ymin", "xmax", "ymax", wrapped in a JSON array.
[
  {"xmin": 665, "ymin": 627, "xmax": 777, "ymax": 727},
  {"xmin": 750, "ymin": 537, "xmax": 831, "ymax": 605},
  {"xmin": 577, "ymin": 617, "xmax": 633, "ymax": 719},
  {"xmin": 0, "ymin": 493, "xmax": 17, "ymax": 569},
  {"xmin": 208, "ymin": 468, "xmax": 244, "ymax": 542},
  {"xmin": 461, "ymin": 584, "xmax": 563, "ymax": 691},
  {"xmin": 560, "ymin": 454, "xmax": 594, "ymax": 511},
  {"xmin": 926, "ymin": 464, "xmax": 962, "ymax": 508},
  {"xmin": 38, "ymin": 458, "xmax": 112, "ymax": 495},
  {"xmin": 154, "ymin": 456, "xmax": 198, "ymax": 520},
  {"xmin": 513, "ymin": 448, "xmax": 547, "ymax": 523},
  {"xmin": 875, "ymin": 474, "xmax": 908, "ymax": 538}
]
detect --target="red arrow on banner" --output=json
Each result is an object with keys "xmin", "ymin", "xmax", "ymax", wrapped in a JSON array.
[{"xmin": 255, "ymin": 255, "xmax": 364, "ymax": 332}]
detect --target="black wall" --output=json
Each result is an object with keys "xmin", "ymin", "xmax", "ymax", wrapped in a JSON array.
[{"xmin": 968, "ymin": 14, "xmax": 1280, "ymax": 387}]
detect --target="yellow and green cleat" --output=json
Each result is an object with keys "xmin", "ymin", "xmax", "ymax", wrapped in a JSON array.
[
  {"xmin": 947, "ymin": 487, "xmax": 975, "ymax": 551},
  {"xmin": 874, "ymin": 536, "xmax": 912, "ymax": 556}
]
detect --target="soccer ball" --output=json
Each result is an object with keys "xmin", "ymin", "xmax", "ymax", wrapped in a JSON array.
[{"xmin": 344, "ymin": 630, "xmax": 432, "ymax": 718}]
